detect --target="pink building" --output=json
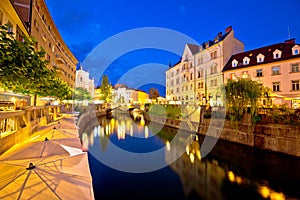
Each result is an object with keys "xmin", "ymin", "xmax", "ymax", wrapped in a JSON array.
[{"xmin": 223, "ymin": 39, "xmax": 300, "ymax": 108}]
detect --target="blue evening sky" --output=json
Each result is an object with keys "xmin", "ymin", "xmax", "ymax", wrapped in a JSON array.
[{"xmin": 45, "ymin": 0, "xmax": 300, "ymax": 96}]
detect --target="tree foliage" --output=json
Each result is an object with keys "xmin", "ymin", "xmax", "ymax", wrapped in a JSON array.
[
  {"xmin": 225, "ymin": 78, "xmax": 270, "ymax": 123},
  {"xmin": 0, "ymin": 24, "xmax": 73, "ymax": 105},
  {"xmin": 99, "ymin": 75, "xmax": 111, "ymax": 102},
  {"xmin": 74, "ymin": 87, "xmax": 92, "ymax": 101}
]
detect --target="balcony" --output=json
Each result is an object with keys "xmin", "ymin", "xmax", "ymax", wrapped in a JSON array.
[{"xmin": 56, "ymin": 54, "xmax": 65, "ymax": 64}]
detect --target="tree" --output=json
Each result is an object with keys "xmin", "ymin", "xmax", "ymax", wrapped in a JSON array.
[
  {"xmin": 225, "ymin": 78, "xmax": 268, "ymax": 123},
  {"xmin": 73, "ymin": 87, "xmax": 92, "ymax": 101},
  {"xmin": 0, "ymin": 24, "xmax": 73, "ymax": 105},
  {"xmin": 149, "ymin": 88, "xmax": 160, "ymax": 100},
  {"xmin": 99, "ymin": 75, "xmax": 111, "ymax": 103}
]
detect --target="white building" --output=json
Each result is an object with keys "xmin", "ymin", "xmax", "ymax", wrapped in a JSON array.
[
  {"xmin": 75, "ymin": 65, "xmax": 95, "ymax": 98},
  {"xmin": 166, "ymin": 26, "xmax": 244, "ymax": 106}
]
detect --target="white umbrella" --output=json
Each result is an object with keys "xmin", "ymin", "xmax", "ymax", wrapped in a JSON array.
[{"xmin": 0, "ymin": 139, "xmax": 94, "ymax": 200}]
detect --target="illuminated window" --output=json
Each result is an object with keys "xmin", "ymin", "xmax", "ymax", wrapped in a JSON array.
[
  {"xmin": 242, "ymin": 71, "xmax": 249, "ymax": 79},
  {"xmin": 230, "ymin": 73, "xmax": 237, "ymax": 80}
]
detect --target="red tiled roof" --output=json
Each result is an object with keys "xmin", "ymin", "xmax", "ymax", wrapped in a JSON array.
[{"xmin": 223, "ymin": 40, "xmax": 300, "ymax": 72}]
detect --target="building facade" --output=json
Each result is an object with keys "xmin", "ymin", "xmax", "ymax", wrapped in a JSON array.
[
  {"xmin": 76, "ymin": 66, "xmax": 95, "ymax": 98},
  {"xmin": 166, "ymin": 26, "xmax": 244, "ymax": 106},
  {"xmin": 223, "ymin": 39, "xmax": 300, "ymax": 108},
  {"xmin": 0, "ymin": 0, "xmax": 29, "ymax": 40},
  {"xmin": 12, "ymin": 0, "xmax": 78, "ymax": 88}
]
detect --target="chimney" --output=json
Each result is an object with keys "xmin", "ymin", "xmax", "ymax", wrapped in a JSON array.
[
  {"xmin": 284, "ymin": 38, "xmax": 295, "ymax": 44},
  {"xmin": 218, "ymin": 32, "xmax": 222, "ymax": 38},
  {"xmin": 225, "ymin": 26, "xmax": 232, "ymax": 34}
]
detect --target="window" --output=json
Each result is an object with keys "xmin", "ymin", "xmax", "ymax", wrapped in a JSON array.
[
  {"xmin": 171, "ymin": 80, "xmax": 174, "ymax": 86},
  {"xmin": 272, "ymin": 66, "xmax": 280, "ymax": 75},
  {"xmin": 257, "ymin": 54, "xmax": 265, "ymax": 63},
  {"xmin": 0, "ymin": 10, "xmax": 3, "ymax": 25},
  {"xmin": 210, "ymin": 65, "xmax": 217, "ymax": 74},
  {"xmin": 242, "ymin": 71, "xmax": 249, "ymax": 79},
  {"xmin": 198, "ymin": 57, "xmax": 203, "ymax": 65},
  {"xmin": 273, "ymin": 49, "xmax": 282, "ymax": 59},
  {"xmin": 292, "ymin": 80, "xmax": 300, "ymax": 91},
  {"xmin": 7, "ymin": 21, "xmax": 13, "ymax": 35},
  {"xmin": 232, "ymin": 59, "xmax": 238, "ymax": 67},
  {"xmin": 198, "ymin": 69, "xmax": 203, "ymax": 78},
  {"xmin": 176, "ymin": 78, "xmax": 179, "ymax": 85},
  {"xmin": 210, "ymin": 51, "xmax": 217, "ymax": 59},
  {"xmin": 190, "ymin": 73, "xmax": 193, "ymax": 80},
  {"xmin": 176, "ymin": 88, "xmax": 179, "ymax": 92},
  {"xmin": 171, "ymin": 72, "xmax": 174, "ymax": 77},
  {"xmin": 291, "ymin": 63, "xmax": 299, "ymax": 73},
  {"xmin": 230, "ymin": 73, "xmax": 237, "ymax": 80},
  {"xmin": 273, "ymin": 82, "xmax": 280, "ymax": 92},
  {"xmin": 210, "ymin": 79, "xmax": 217, "ymax": 87},
  {"xmin": 190, "ymin": 84, "xmax": 193, "ymax": 90},
  {"xmin": 182, "ymin": 86, "xmax": 184, "ymax": 91},
  {"xmin": 256, "ymin": 69, "xmax": 263, "ymax": 77},
  {"xmin": 243, "ymin": 57, "xmax": 250, "ymax": 65},
  {"xmin": 80, "ymin": 77, "xmax": 83, "ymax": 82},
  {"xmin": 292, "ymin": 45, "xmax": 300, "ymax": 55},
  {"xmin": 198, "ymin": 82, "xmax": 204, "ymax": 89},
  {"xmin": 190, "ymin": 63, "xmax": 193, "ymax": 68}
]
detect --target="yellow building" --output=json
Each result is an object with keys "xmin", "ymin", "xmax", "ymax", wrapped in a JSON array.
[
  {"xmin": 223, "ymin": 39, "xmax": 300, "ymax": 108},
  {"xmin": 12, "ymin": 0, "xmax": 78, "ymax": 88},
  {"xmin": 0, "ymin": 0, "xmax": 32, "ymax": 107},
  {"xmin": 0, "ymin": 0, "xmax": 29, "ymax": 39}
]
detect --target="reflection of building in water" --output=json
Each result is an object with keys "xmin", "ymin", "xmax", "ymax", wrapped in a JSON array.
[
  {"xmin": 165, "ymin": 137, "xmax": 287, "ymax": 200},
  {"xmin": 166, "ymin": 139, "xmax": 225, "ymax": 200}
]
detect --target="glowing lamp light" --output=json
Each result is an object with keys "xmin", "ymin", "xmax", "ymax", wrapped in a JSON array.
[
  {"xmin": 228, "ymin": 171, "xmax": 235, "ymax": 182},
  {"xmin": 190, "ymin": 153, "xmax": 194, "ymax": 163},
  {"xmin": 166, "ymin": 141, "xmax": 170, "ymax": 151}
]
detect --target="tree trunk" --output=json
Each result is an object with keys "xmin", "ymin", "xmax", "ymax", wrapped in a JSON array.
[{"xmin": 34, "ymin": 93, "xmax": 37, "ymax": 106}]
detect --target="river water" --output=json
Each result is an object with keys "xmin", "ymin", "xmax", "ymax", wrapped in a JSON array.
[{"xmin": 80, "ymin": 113, "xmax": 300, "ymax": 200}]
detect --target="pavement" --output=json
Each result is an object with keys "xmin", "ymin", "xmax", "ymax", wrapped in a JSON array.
[{"xmin": 0, "ymin": 112, "xmax": 95, "ymax": 200}]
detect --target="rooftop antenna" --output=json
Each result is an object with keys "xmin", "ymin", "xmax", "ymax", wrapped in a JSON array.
[{"xmin": 288, "ymin": 26, "xmax": 291, "ymax": 40}]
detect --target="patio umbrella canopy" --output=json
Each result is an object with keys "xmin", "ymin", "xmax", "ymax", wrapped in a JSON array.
[{"xmin": 0, "ymin": 139, "xmax": 94, "ymax": 199}]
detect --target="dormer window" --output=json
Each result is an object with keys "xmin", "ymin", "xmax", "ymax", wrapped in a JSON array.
[
  {"xmin": 257, "ymin": 54, "xmax": 265, "ymax": 63},
  {"xmin": 292, "ymin": 45, "xmax": 300, "ymax": 55},
  {"xmin": 243, "ymin": 57, "xmax": 250, "ymax": 65},
  {"xmin": 273, "ymin": 49, "xmax": 282, "ymax": 59},
  {"xmin": 232, "ymin": 59, "xmax": 238, "ymax": 67}
]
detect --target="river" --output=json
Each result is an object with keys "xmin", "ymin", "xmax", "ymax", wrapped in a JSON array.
[{"xmin": 80, "ymin": 113, "xmax": 300, "ymax": 200}]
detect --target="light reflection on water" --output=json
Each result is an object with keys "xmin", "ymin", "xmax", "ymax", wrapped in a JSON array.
[{"xmin": 80, "ymin": 115, "xmax": 300, "ymax": 200}]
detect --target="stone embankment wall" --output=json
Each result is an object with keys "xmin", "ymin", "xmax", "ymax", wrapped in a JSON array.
[{"xmin": 144, "ymin": 114, "xmax": 300, "ymax": 157}]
